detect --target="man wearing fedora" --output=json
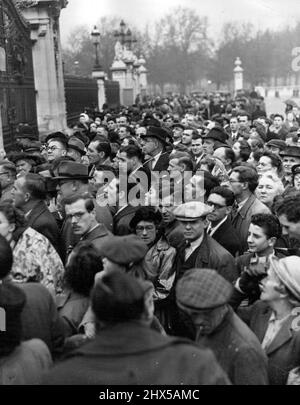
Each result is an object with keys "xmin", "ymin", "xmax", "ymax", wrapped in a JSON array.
[
  {"xmin": 176, "ymin": 268, "xmax": 268, "ymax": 385},
  {"xmin": 279, "ymin": 145, "xmax": 300, "ymax": 189},
  {"xmin": 140, "ymin": 126, "xmax": 170, "ymax": 172},
  {"xmin": 0, "ymin": 160, "xmax": 17, "ymax": 203},
  {"xmin": 53, "ymin": 161, "xmax": 113, "ymax": 261},
  {"xmin": 67, "ymin": 136, "xmax": 86, "ymax": 163}
]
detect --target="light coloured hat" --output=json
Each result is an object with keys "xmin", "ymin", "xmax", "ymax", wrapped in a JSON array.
[
  {"xmin": 173, "ymin": 201, "xmax": 213, "ymax": 222},
  {"xmin": 269, "ymin": 256, "xmax": 300, "ymax": 301}
]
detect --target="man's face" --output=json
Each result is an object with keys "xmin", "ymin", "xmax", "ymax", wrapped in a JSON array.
[
  {"xmin": 278, "ymin": 214, "xmax": 300, "ymax": 240},
  {"xmin": 266, "ymin": 145, "xmax": 280, "ymax": 155},
  {"xmin": 65, "ymin": 199, "xmax": 95, "ymax": 236},
  {"xmin": 181, "ymin": 218, "xmax": 206, "ymax": 241},
  {"xmin": 213, "ymin": 147, "xmax": 228, "ymax": 166},
  {"xmin": 238, "ymin": 116, "xmax": 248, "ymax": 129},
  {"xmin": 206, "ymin": 193, "xmax": 228, "ymax": 224},
  {"xmin": 47, "ymin": 140, "xmax": 66, "ymax": 162},
  {"xmin": 167, "ymin": 158, "xmax": 182, "ymax": 173},
  {"xmin": 107, "ymin": 120, "xmax": 116, "ymax": 131},
  {"xmin": 141, "ymin": 137, "xmax": 156, "ymax": 156},
  {"xmin": 67, "ymin": 148, "xmax": 82, "ymax": 163},
  {"xmin": 103, "ymin": 177, "xmax": 118, "ymax": 206},
  {"xmin": 118, "ymin": 116, "xmax": 127, "ymax": 126},
  {"xmin": 15, "ymin": 160, "xmax": 32, "ymax": 176},
  {"xmin": 229, "ymin": 171, "xmax": 243, "ymax": 196},
  {"xmin": 56, "ymin": 180, "xmax": 76, "ymax": 199},
  {"xmin": 89, "ymin": 123, "xmax": 97, "ymax": 133},
  {"xmin": 202, "ymin": 139, "xmax": 215, "ymax": 155},
  {"xmin": 117, "ymin": 151, "xmax": 134, "ymax": 173},
  {"xmin": 0, "ymin": 166, "xmax": 13, "ymax": 189},
  {"xmin": 96, "ymin": 127, "xmax": 108, "ymax": 137},
  {"xmin": 173, "ymin": 127, "xmax": 183, "ymax": 141},
  {"xmin": 247, "ymin": 223, "xmax": 271, "ymax": 254},
  {"xmin": 230, "ymin": 118, "xmax": 239, "ymax": 132},
  {"xmin": 164, "ymin": 118, "xmax": 173, "ymax": 128},
  {"xmin": 182, "ymin": 130, "xmax": 193, "ymax": 146},
  {"xmin": 282, "ymin": 156, "xmax": 300, "ymax": 175},
  {"xmin": 11, "ymin": 176, "xmax": 27, "ymax": 208},
  {"xmin": 257, "ymin": 156, "xmax": 274, "ymax": 176},
  {"xmin": 184, "ymin": 306, "xmax": 227, "ymax": 336},
  {"xmin": 118, "ymin": 126, "xmax": 128, "ymax": 140},
  {"xmin": 191, "ymin": 139, "xmax": 203, "ymax": 156},
  {"xmin": 274, "ymin": 116, "xmax": 283, "ymax": 128},
  {"xmin": 86, "ymin": 141, "xmax": 100, "ymax": 165}
]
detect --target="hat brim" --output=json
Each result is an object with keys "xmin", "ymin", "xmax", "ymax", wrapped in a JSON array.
[
  {"xmin": 175, "ymin": 215, "xmax": 207, "ymax": 222},
  {"xmin": 68, "ymin": 145, "xmax": 86, "ymax": 155},
  {"xmin": 52, "ymin": 175, "xmax": 92, "ymax": 181},
  {"xmin": 140, "ymin": 133, "xmax": 171, "ymax": 146}
]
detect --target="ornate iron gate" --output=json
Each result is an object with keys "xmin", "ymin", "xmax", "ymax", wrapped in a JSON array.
[{"xmin": 0, "ymin": 0, "xmax": 37, "ymax": 151}]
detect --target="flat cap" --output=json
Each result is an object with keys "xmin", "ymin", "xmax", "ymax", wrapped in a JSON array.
[
  {"xmin": 270, "ymin": 256, "xmax": 300, "ymax": 302},
  {"xmin": 280, "ymin": 145, "xmax": 300, "ymax": 158},
  {"xmin": 176, "ymin": 268, "xmax": 233, "ymax": 310},
  {"xmin": 100, "ymin": 234, "xmax": 148, "ymax": 264},
  {"xmin": 266, "ymin": 139, "xmax": 286, "ymax": 150},
  {"xmin": 173, "ymin": 201, "xmax": 213, "ymax": 222}
]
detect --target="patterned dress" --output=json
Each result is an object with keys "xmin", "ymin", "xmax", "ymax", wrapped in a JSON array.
[{"xmin": 11, "ymin": 227, "xmax": 64, "ymax": 296}]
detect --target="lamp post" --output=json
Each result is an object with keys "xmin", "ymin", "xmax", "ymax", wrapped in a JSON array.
[{"xmin": 91, "ymin": 25, "xmax": 101, "ymax": 70}]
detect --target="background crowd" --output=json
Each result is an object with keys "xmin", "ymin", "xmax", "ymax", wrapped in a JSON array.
[{"xmin": 1, "ymin": 89, "xmax": 300, "ymax": 385}]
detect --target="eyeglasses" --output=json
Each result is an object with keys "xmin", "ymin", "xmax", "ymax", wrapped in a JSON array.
[
  {"xmin": 136, "ymin": 225, "xmax": 156, "ymax": 232},
  {"xmin": 47, "ymin": 146, "xmax": 63, "ymax": 152},
  {"xmin": 207, "ymin": 201, "xmax": 226, "ymax": 209}
]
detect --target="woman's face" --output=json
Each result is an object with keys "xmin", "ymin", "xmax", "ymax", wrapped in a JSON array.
[
  {"xmin": 256, "ymin": 177, "xmax": 279, "ymax": 206},
  {"xmin": 135, "ymin": 220, "xmax": 157, "ymax": 245},
  {"xmin": 232, "ymin": 142, "xmax": 241, "ymax": 159},
  {"xmin": 0, "ymin": 211, "xmax": 14, "ymax": 241},
  {"xmin": 294, "ymin": 173, "xmax": 300, "ymax": 191}
]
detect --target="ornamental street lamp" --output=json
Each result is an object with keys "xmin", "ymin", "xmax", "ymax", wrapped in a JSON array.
[{"xmin": 91, "ymin": 25, "xmax": 101, "ymax": 70}]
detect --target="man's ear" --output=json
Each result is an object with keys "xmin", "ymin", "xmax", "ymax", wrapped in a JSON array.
[{"xmin": 24, "ymin": 191, "xmax": 31, "ymax": 203}]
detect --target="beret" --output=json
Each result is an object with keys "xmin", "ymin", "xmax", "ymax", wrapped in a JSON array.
[
  {"xmin": 173, "ymin": 201, "xmax": 213, "ymax": 222},
  {"xmin": 100, "ymin": 234, "xmax": 148, "ymax": 264},
  {"xmin": 270, "ymin": 256, "xmax": 300, "ymax": 302},
  {"xmin": 176, "ymin": 268, "xmax": 233, "ymax": 310}
]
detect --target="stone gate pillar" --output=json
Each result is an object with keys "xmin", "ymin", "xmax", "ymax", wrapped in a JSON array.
[
  {"xmin": 18, "ymin": 0, "xmax": 67, "ymax": 136},
  {"xmin": 233, "ymin": 57, "xmax": 244, "ymax": 95}
]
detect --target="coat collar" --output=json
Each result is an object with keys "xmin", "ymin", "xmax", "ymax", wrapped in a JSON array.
[
  {"xmin": 81, "ymin": 223, "xmax": 109, "ymax": 241},
  {"xmin": 265, "ymin": 314, "xmax": 295, "ymax": 355},
  {"xmin": 70, "ymin": 322, "xmax": 190, "ymax": 357}
]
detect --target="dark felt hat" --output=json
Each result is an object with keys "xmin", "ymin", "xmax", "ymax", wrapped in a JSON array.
[
  {"xmin": 140, "ymin": 126, "xmax": 171, "ymax": 145},
  {"xmin": 266, "ymin": 139, "xmax": 286, "ymax": 151},
  {"xmin": 68, "ymin": 136, "xmax": 86, "ymax": 155},
  {"xmin": 8, "ymin": 152, "xmax": 44, "ymax": 166},
  {"xmin": 204, "ymin": 126, "xmax": 228, "ymax": 143},
  {"xmin": 52, "ymin": 161, "xmax": 92, "ymax": 181},
  {"xmin": 45, "ymin": 131, "xmax": 68, "ymax": 145}
]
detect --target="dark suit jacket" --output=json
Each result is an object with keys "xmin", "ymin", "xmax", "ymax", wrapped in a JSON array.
[
  {"xmin": 197, "ymin": 308, "xmax": 268, "ymax": 385},
  {"xmin": 42, "ymin": 322, "xmax": 230, "ymax": 385},
  {"xmin": 210, "ymin": 217, "xmax": 242, "ymax": 257},
  {"xmin": 19, "ymin": 282, "xmax": 65, "ymax": 360},
  {"xmin": 238, "ymin": 301, "xmax": 300, "ymax": 385},
  {"xmin": 113, "ymin": 204, "xmax": 139, "ymax": 235},
  {"xmin": 230, "ymin": 194, "xmax": 270, "ymax": 254},
  {"xmin": 144, "ymin": 151, "xmax": 170, "ymax": 172},
  {"xmin": 26, "ymin": 200, "xmax": 61, "ymax": 256},
  {"xmin": 78, "ymin": 223, "xmax": 111, "ymax": 256}
]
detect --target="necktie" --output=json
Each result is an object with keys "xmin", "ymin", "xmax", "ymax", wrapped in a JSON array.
[
  {"xmin": 230, "ymin": 202, "xmax": 239, "ymax": 221},
  {"xmin": 184, "ymin": 241, "xmax": 192, "ymax": 261}
]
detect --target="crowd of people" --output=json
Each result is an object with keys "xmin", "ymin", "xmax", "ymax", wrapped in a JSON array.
[{"xmin": 1, "ymin": 90, "xmax": 300, "ymax": 385}]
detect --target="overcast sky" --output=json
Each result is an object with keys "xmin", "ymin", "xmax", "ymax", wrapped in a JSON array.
[{"xmin": 60, "ymin": 0, "xmax": 300, "ymax": 47}]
